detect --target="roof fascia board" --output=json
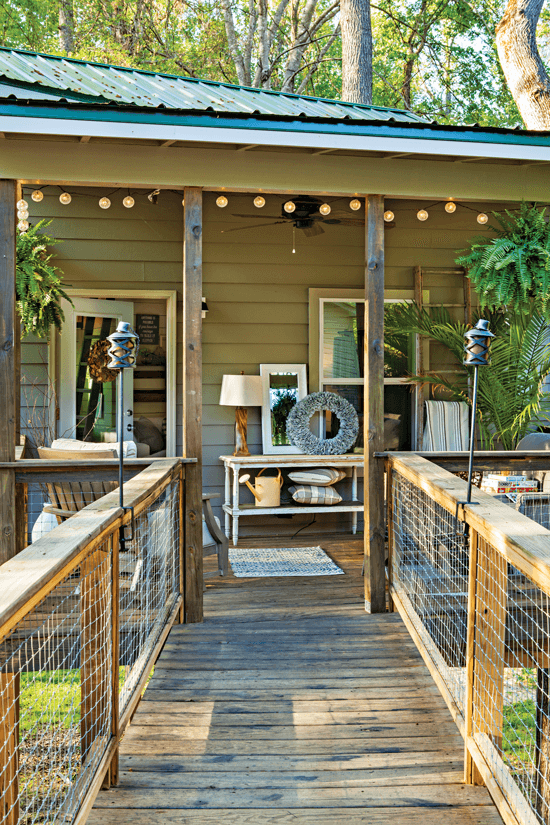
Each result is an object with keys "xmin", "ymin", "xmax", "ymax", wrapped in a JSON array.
[{"xmin": 1, "ymin": 109, "xmax": 550, "ymax": 163}]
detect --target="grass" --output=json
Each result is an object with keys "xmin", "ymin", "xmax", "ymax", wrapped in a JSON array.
[{"xmin": 503, "ymin": 699, "xmax": 536, "ymax": 770}]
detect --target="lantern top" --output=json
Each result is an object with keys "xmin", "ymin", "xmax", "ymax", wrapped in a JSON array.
[
  {"xmin": 463, "ymin": 319, "xmax": 495, "ymax": 367},
  {"xmin": 107, "ymin": 321, "xmax": 140, "ymax": 370}
]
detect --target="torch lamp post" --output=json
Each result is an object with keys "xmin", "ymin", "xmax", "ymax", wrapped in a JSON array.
[
  {"xmin": 463, "ymin": 319, "xmax": 495, "ymax": 504},
  {"xmin": 107, "ymin": 321, "xmax": 140, "ymax": 551}
]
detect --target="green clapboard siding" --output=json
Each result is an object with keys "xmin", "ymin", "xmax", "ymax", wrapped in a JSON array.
[{"xmin": 21, "ymin": 187, "xmax": 507, "ymax": 537}]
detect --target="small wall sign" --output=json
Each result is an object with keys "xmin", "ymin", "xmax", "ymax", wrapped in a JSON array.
[{"xmin": 136, "ymin": 314, "xmax": 160, "ymax": 346}]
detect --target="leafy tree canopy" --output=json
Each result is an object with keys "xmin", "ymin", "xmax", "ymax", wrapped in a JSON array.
[{"xmin": 0, "ymin": 0, "xmax": 534, "ymax": 127}]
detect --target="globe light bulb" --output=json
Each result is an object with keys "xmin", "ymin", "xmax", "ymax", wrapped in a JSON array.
[
  {"xmin": 181, "ymin": 197, "xmax": 185, "ymax": 206},
  {"xmin": 445, "ymin": 201, "xmax": 457, "ymax": 213},
  {"xmin": 31, "ymin": 190, "xmax": 44, "ymax": 203},
  {"xmin": 99, "ymin": 196, "xmax": 111, "ymax": 209},
  {"xmin": 417, "ymin": 209, "xmax": 429, "ymax": 221},
  {"xmin": 254, "ymin": 196, "xmax": 266, "ymax": 208},
  {"xmin": 16, "ymin": 199, "xmax": 28, "ymax": 210},
  {"xmin": 59, "ymin": 192, "xmax": 72, "ymax": 205},
  {"xmin": 284, "ymin": 201, "xmax": 296, "ymax": 213},
  {"xmin": 384, "ymin": 210, "xmax": 395, "ymax": 222},
  {"xmin": 17, "ymin": 209, "xmax": 28, "ymax": 221},
  {"xmin": 17, "ymin": 220, "xmax": 29, "ymax": 232},
  {"xmin": 349, "ymin": 199, "xmax": 361, "ymax": 211},
  {"xmin": 216, "ymin": 195, "xmax": 228, "ymax": 208},
  {"xmin": 123, "ymin": 195, "xmax": 135, "ymax": 208},
  {"xmin": 319, "ymin": 203, "xmax": 331, "ymax": 216},
  {"xmin": 477, "ymin": 212, "xmax": 489, "ymax": 224}
]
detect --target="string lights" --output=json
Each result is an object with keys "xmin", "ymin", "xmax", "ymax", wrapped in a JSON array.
[{"xmin": 16, "ymin": 187, "xmax": 495, "ymax": 231}]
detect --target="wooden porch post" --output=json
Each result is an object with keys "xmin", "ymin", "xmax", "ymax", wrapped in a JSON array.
[
  {"xmin": 0, "ymin": 179, "xmax": 17, "ymax": 565},
  {"xmin": 364, "ymin": 194, "xmax": 386, "ymax": 613},
  {"xmin": 183, "ymin": 187, "xmax": 203, "ymax": 623}
]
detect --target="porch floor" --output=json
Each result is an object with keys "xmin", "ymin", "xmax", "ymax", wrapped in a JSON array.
[{"xmin": 88, "ymin": 536, "xmax": 502, "ymax": 825}]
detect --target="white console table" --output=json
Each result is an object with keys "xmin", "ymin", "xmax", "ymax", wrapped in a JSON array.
[{"xmin": 220, "ymin": 454, "xmax": 363, "ymax": 546}]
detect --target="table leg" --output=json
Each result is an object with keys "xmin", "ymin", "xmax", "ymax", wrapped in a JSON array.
[
  {"xmin": 232, "ymin": 464, "xmax": 240, "ymax": 547},
  {"xmin": 352, "ymin": 465, "xmax": 358, "ymax": 534},
  {"xmin": 224, "ymin": 462, "xmax": 231, "ymax": 538}
]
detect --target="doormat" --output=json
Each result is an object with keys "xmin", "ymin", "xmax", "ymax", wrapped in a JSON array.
[{"xmin": 228, "ymin": 546, "xmax": 344, "ymax": 578}]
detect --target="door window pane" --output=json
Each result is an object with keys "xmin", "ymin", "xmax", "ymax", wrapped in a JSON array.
[
  {"xmin": 75, "ymin": 315, "xmax": 118, "ymax": 441},
  {"xmin": 322, "ymin": 302, "xmax": 363, "ymax": 380}
]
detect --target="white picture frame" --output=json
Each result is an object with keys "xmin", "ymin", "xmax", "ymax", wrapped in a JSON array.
[{"xmin": 260, "ymin": 364, "xmax": 308, "ymax": 455}]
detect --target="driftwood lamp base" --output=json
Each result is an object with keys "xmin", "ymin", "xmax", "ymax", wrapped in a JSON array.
[{"xmin": 233, "ymin": 406, "xmax": 251, "ymax": 456}]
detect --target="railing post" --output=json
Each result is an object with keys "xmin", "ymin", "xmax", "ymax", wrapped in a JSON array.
[
  {"xmin": 80, "ymin": 540, "xmax": 111, "ymax": 764},
  {"xmin": 103, "ymin": 531, "xmax": 119, "ymax": 789},
  {"xmin": 0, "ymin": 671, "xmax": 19, "ymax": 825},
  {"xmin": 177, "ymin": 465, "xmax": 185, "ymax": 624},
  {"xmin": 464, "ymin": 527, "xmax": 483, "ymax": 785},
  {"xmin": 465, "ymin": 527, "xmax": 506, "ymax": 784},
  {"xmin": 386, "ymin": 460, "xmax": 394, "ymax": 612}
]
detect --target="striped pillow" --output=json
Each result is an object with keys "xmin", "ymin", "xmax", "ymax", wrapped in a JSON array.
[
  {"xmin": 287, "ymin": 468, "xmax": 346, "ymax": 487},
  {"xmin": 289, "ymin": 485, "xmax": 342, "ymax": 505}
]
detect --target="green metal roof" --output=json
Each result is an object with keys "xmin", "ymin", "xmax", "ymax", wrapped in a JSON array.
[{"xmin": 0, "ymin": 47, "xmax": 427, "ymax": 124}]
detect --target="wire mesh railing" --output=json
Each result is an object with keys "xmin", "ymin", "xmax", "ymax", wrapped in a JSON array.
[
  {"xmin": 387, "ymin": 453, "xmax": 550, "ymax": 825},
  {"xmin": 0, "ymin": 458, "xmax": 185, "ymax": 825}
]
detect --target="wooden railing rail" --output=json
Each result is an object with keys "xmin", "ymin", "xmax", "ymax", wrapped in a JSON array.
[
  {"xmin": 0, "ymin": 457, "xmax": 191, "ymax": 825},
  {"xmin": 386, "ymin": 452, "xmax": 550, "ymax": 825}
]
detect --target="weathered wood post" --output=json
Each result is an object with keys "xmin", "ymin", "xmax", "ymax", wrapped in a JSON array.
[
  {"xmin": 364, "ymin": 194, "xmax": 386, "ymax": 613},
  {"xmin": 0, "ymin": 670, "xmax": 19, "ymax": 825},
  {"xmin": 183, "ymin": 187, "xmax": 203, "ymax": 623},
  {"xmin": 0, "ymin": 179, "xmax": 17, "ymax": 565}
]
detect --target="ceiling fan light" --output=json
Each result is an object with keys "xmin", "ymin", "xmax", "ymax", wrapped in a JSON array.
[
  {"xmin": 284, "ymin": 201, "xmax": 296, "ymax": 213},
  {"xmin": 349, "ymin": 199, "xmax": 361, "ymax": 211},
  {"xmin": 254, "ymin": 196, "xmax": 266, "ymax": 208},
  {"xmin": 384, "ymin": 210, "xmax": 395, "ymax": 222},
  {"xmin": 319, "ymin": 203, "xmax": 331, "ymax": 216}
]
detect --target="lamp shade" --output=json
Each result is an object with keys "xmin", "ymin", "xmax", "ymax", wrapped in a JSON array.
[{"xmin": 219, "ymin": 374, "xmax": 262, "ymax": 407}]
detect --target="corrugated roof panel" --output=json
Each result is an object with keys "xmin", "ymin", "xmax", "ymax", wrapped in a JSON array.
[{"xmin": 0, "ymin": 46, "xmax": 428, "ymax": 123}]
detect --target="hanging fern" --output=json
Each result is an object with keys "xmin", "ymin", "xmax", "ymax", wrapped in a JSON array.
[
  {"xmin": 456, "ymin": 202, "xmax": 550, "ymax": 316},
  {"xmin": 16, "ymin": 220, "xmax": 72, "ymax": 339}
]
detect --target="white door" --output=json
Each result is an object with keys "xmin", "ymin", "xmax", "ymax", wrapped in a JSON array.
[{"xmin": 58, "ymin": 298, "xmax": 135, "ymax": 443}]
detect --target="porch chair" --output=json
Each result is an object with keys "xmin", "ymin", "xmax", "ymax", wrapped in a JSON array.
[
  {"xmin": 202, "ymin": 493, "xmax": 229, "ymax": 576},
  {"xmin": 37, "ymin": 446, "xmax": 117, "ymax": 522}
]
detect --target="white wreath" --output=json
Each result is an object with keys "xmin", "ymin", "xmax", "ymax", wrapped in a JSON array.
[{"xmin": 286, "ymin": 392, "xmax": 359, "ymax": 455}]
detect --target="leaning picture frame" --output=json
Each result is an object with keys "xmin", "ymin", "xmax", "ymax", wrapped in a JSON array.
[{"xmin": 260, "ymin": 364, "xmax": 308, "ymax": 455}]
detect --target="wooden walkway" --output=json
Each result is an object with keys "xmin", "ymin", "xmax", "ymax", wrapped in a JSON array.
[{"xmin": 88, "ymin": 537, "xmax": 502, "ymax": 825}]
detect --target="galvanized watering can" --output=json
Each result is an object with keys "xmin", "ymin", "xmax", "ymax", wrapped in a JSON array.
[{"xmin": 239, "ymin": 467, "xmax": 283, "ymax": 507}]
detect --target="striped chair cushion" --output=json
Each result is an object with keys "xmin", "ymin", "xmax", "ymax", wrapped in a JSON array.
[
  {"xmin": 287, "ymin": 468, "xmax": 346, "ymax": 486},
  {"xmin": 289, "ymin": 485, "xmax": 342, "ymax": 505}
]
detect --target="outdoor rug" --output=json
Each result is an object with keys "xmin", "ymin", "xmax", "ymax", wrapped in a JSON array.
[{"xmin": 228, "ymin": 546, "xmax": 344, "ymax": 578}]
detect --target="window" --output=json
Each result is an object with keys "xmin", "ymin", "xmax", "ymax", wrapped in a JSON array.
[{"xmin": 310, "ymin": 289, "xmax": 418, "ymax": 450}]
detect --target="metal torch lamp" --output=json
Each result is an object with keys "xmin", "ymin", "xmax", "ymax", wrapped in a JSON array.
[
  {"xmin": 463, "ymin": 319, "xmax": 495, "ymax": 503},
  {"xmin": 107, "ymin": 321, "xmax": 140, "ymax": 551}
]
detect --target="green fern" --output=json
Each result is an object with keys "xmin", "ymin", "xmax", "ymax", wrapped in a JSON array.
[
  {"xmin": 456, "ymin": 202, "xmax": 550, "ymax": 316},
  {"xmin": 16, "ymin": 221, "xmax": 72, "ymax": 339},
  {"xmin": 385, "ymin": 303, "xmax": 550, "ymax": 450}
]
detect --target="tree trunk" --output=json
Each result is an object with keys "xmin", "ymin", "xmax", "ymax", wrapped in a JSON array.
[
  {"xmin": 341, "ymin": 0, "xmax": 372, "ymax": 104},
  {"xmin": 496, "ymin": 0, "xmax": 550, "ymax": 130},
  {"xmin": 59, "ymin": 0, "xmax": 75, "ymax": 54}
]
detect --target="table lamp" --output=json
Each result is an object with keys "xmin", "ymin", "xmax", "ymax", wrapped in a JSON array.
[{"xmin": 219, "ymin": 373, "xmax": 262, "ymax": 456}]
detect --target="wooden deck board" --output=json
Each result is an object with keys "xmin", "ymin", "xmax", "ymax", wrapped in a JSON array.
[{"xmin": 88, "ymin": 537, "xmax": 502, "ymax": 825}]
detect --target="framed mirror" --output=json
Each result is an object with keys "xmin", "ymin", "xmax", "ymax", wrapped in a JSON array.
[{"xmin": 260, "ymin": 364, "xmax": 308, "ymax": 454}]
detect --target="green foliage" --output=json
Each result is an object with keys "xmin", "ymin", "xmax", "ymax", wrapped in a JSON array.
[
  {"xmin": 16, "ymin": 220, "xmax": 71, "ymax": 339},
  {"xmin": 503, "ymin": 700, "xmax": 536, "ymax": 769},
  {"xmin": 384, "ymin": 302, "xmax": 550, "ymax": 449},
  {"xmin": 456, "ymin": 203, "xmax": 550, "ymax": 316}
]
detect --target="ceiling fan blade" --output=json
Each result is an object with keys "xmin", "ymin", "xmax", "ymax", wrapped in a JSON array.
[
  {"xmin": 221, "ymin": 221, "xmax": 287, "ymax": 233},
  {"xmin": 230, "ymin": 213, "xmax": 285, "ymax": 220},
  {"xmin": 301, "ymin": 223, "xmax": 324, "ymax": 237}
]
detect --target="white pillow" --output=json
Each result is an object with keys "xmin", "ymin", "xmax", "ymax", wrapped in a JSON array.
[
  {"xmin": 289, "ymin": 485, "xmax": 342, "ymax": 505},
  {"xmin": 51, "ymin": 438, "xmax": 137, "ymax": 458},
  {"xmin": 287, "ymin": 468, "xmax": 346, "ymax": 487}
]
